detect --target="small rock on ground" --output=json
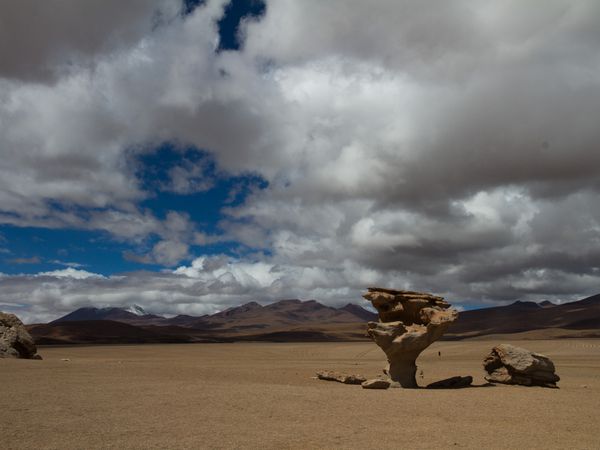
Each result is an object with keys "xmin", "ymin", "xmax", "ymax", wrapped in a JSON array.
[{"xmin": 316, "ymin": 370, "xmax": 366, "ymax": 385}]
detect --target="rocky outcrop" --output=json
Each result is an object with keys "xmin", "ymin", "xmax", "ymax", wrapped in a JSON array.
[
  {"xmin": 0, "ymin": 312, "xmax": 41, "ymax": 359},
  {"xmin": 483, "ymin": 344, "xmax": 559, "ymax": 388},
  {"xmin": 316, "ymin": 370, "xmax": 366, "ymax": 385},
  {"xmin": 364, "ymin": 287, "xmax": 458, "ymax": 388}
]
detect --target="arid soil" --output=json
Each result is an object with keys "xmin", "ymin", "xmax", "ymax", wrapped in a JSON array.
[{"xmin": 2, "ymin": 340, "xmax": 599, "ymax": 449}]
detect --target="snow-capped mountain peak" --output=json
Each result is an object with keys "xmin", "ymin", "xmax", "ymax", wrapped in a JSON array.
[{"xmin": 125, "ymin": 304, "xmax": 148, "ymax": 316}]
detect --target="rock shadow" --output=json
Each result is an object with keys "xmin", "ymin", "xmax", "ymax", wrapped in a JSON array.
[{"xmin": 423, "ymin": 375, "xmax": 495, "ymax": 389}]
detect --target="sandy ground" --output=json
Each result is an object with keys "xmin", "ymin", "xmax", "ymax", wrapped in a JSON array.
[{"xmin": 2, "ymin": 340, "xmax": 599, "ymax": 449}]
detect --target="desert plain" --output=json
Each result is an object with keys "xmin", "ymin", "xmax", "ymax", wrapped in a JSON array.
[{"xmin": 1, "ymin": 339, "xmax": 599, "ymax": 449}]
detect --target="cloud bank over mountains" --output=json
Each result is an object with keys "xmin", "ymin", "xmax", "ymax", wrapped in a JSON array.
[{"xmin": 1, "ymin": 0, "xmax": 599, "ymax": 322}]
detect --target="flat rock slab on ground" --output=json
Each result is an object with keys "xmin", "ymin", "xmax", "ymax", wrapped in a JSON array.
[
  {"xmin": 361, "ymin": 378, "xmax": 391, "ymax": 389},
  {"xmin": 316, "ymin": 370, "xmax": 366, "ymax": 384}
]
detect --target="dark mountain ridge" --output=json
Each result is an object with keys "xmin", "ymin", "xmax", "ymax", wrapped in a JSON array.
[
  {"xmin": 339, "ymin": 303, "xmax": 378, "ymax": 321},
  {"xmin": 51, "ymin": 299, "xmax": 375, "ymax": 329},
  {"xmin": 447, "ymin": 293, "xmax": 600, "ymax": 338},
  {"xmin": 28, "ymin": 294, "xmax": 600, "ymax": 344},
  {"xmin": 29, "ymin": 299, "xmax": 374, "ymax": 344},
  {"xmin": 52, "ymin": 305, "xmax": 165, "ymax": 326}
]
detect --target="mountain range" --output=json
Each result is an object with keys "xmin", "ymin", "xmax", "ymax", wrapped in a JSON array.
[
  {"xmin": 28, "ymin": 299, "xmax": 377, "ymax": 345},
  {"xmin": 26, "ymin": 294, "xmax": 600, "ymax": 345},
  {"xmin": 444, "ymin": 293, "xmax": 600, "ymax": 339}
]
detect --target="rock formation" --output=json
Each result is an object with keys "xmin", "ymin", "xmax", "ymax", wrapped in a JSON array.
[
  {"xmin": 316, "ymin": 370, "xmax": 366, "ymax": 385},
  {"xmin": 364, "ymin": 287, "xmax": 458, "ymax": 388},
  {"xmin": 483, "ymin": 344, "xmax": 559, "ymax": 388},
  {"xmin": 0, "ymin": 312, "xmax": 42, "ymax": 359}
]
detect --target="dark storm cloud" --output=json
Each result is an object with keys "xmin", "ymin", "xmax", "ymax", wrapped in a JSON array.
[{"xmin": 0, "ymin": 0, "xmax": 180, "ymax": 82}]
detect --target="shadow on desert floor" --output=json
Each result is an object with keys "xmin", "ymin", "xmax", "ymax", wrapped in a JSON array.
[{"xmin": 423, "ymin": 381, "xmax": 495, "ymax": 390}]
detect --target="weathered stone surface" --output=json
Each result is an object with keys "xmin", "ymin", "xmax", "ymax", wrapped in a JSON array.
[
  {"xmin": 426, "ymin": 376, "xmax": 473, "ymax": 389},
  {"xmin": 316, "ymin": 370, "xmax": 366, "ymax": 385},
  {"xmin": 361, "ymin": 378, "xmax": 391, "ymax": 389},
  {"xmin": 364, "ymin": 287, "xmax": 457, "ymax": 388},
  {"xmin": 0, "ymin": 312, "xmax": 42, "ymax": 359},
  {"xmin": 483, "ymin": 344, "xmax": 559, "ymax": 388}
]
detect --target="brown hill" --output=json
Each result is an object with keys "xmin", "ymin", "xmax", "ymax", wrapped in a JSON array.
[
  {"xmin": 51, "ymin": 306, "xmax": 167, "ymax": 326},
  {"xmin": 446, "ymin": 294, "xmax": 600, "ymax": 339},
  {"xmin": 189, "ymin": 300, "xmax": 371, "ymax": 332},
  {"xmin": 27, "ymin": 320, "xmax": 246, "ymax": 345},
  {"xmin": 27, "ymin": 320, "xmax": 198, "ymax": 345},
  {"xmin": 338, "ymin": 303, "xmax": 378, "ymax": 321}
]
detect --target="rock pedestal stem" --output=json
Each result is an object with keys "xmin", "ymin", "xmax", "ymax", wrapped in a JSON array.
[{"xmin": 388, "ymin": 356, "xmax": 419, "ymax": 388}]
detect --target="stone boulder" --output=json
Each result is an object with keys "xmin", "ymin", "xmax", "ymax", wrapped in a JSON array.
[
  {"xmin": 364, "ymin": 287, "xmax": 458, "ymax": 388},
  {"xmin": 316, "ymin": 370, "xmax": 366, "ymax": 385},
  {"xmin": 0, "ymin": 312, "xmax": 41, "ymax": 359},
  {"xmin": 483, "ymin": 344, "xmax": 559, "ymax": 388}
]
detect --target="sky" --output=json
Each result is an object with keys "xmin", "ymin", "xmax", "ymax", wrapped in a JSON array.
[{"xmin": 1, "ymin": 0, "xmax": 600, "ymax": 323}]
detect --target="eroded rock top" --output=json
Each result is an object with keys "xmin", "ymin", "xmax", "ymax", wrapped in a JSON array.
[{"xmin": 363, "ymin": 287, "xmax": 452, "ymax": 325}]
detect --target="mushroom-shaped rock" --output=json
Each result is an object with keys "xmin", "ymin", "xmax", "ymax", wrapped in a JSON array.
[
  {"xmin": 0, "ymin": 312, "xmax": 42, "ymax": 359},
  {"xmin": 363, "ymin": 287, "xmax": 457, "ymax": 388},
  {"xmin": 483, "ymin": 344, "xmax": 559, "ymax": 388}
]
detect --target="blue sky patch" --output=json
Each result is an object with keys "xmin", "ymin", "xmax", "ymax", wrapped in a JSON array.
[{"xmin": 0, "ymin": 144, "xmax": 268, "ymax": 275}]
